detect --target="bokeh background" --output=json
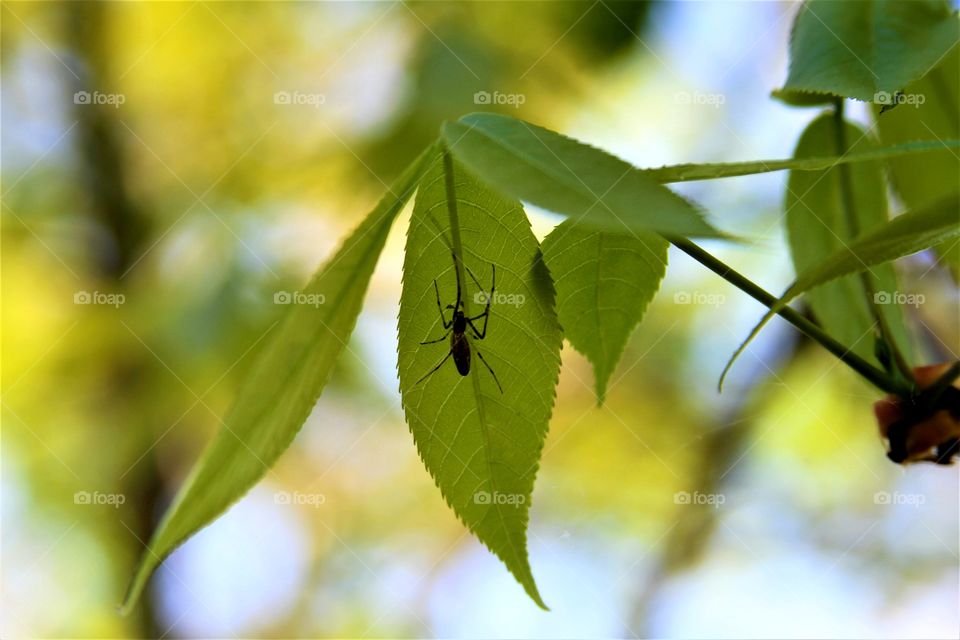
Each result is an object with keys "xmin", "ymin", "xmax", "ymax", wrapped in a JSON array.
[{"xmin": 2, "ymin": 2, "xmax": 958, "ymax": 638}]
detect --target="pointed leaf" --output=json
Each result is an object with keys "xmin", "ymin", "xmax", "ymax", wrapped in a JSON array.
[
  {"xmin": 785, "ymin": 114, "xmax": 911, "ymax": 366},
  {"xmin": 122, "ymin": 145, "xmax": 435, "ymax": 613},
  {"xmin": 397, "ymin": 150, "xmax": 561, "ymax": 609},
  {"xmin": 722, "ymin": 195, "xmax": 959, "ymax": 387},
  {"xmin": 442, "ymin": 113, "xmax": 723, "ymax": 238},
  {"xmin": 542, "ymin": 221, "xmax": 667, "ymax": 403},
  {"xmin": 778, "ymin": 0, "xmax": 959, "ymax": 103},
  {"xmin": 644, "ymin": 138, "xmax": 960, "ymax": 183}
]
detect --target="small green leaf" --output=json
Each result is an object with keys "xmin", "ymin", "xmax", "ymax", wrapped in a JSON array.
[
  {"xmin": 397, "ymin": 149, "xmax": 561, "ymax": 609},
  {"xmin": 121, "ymin": 145, "xmax": 435, "ymax": 614},
  {"xmin": 721, "ymin": 195, "xmax": 960, "ymax": 388},
  {"xmin": 778, "ymin": 0, "xmax": 959, "ymax": 103},
  {"xmin": 874, "ymin": 46, "xmax": 960, "ymax": 279},
  {"xmin": 644, "ymin": 139, "xmax": 960, "ymax": 183},
  {"xmin": 785, "ymin": 114, "xmax": 911, "ymax": 367},
  {"xmin": 442, "ymin": 113, "xmax": 723, "ymax": 238},
  {"xmin": 542, "ymin": 221, "xmax": 667, "ymax": 403}
]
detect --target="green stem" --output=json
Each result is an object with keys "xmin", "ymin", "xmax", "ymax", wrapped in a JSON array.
[
  {"xmin": 668, "ymin": 236, "xmax": 906, "ymax": 395},
  {"xmin": 442, "ymin": 147, "xmax": 467, "ymax": 294},
  {"xmin": 832, "ymin": 100, "xmax": 915, "ymax": 386}
]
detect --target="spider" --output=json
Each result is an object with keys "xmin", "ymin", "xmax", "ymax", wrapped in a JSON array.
[{"xmin": 415, "ymin": 251, "xmax": 503, "ymax": 393}]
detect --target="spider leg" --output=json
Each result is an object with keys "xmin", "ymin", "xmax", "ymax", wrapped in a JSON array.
[
  {"xmin": 475, "ymin": 350, "xmax": 504, "ymax": 394},
  {"xmin": 466, "ymin": 317, "xmax": 486, "ymax": 340},
  {"xmin": 450, "ymin": 252, "xmax": 462, "ymax": 317},
  {"xmin": 467, "ymin": 264, "xmax": 495, "ymax": 338},
  {"xmin": 464, "ymin": 263, "xmax": 484, "ymax": 290},
  {"xmin": 420, "ymin": 329, "xmax": 451, "ymax": 345},
  {"xmin": 414, "ymin": 350, "xmax": 453, "ymax": 387},
  {"xmin": 433, "ymin": 280, "xmax": 452, "ymax": 329}
]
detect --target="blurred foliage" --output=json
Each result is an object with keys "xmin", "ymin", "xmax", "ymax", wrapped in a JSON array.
[{"xmin": 2, "ymin": 2, "xmax": 957, "ymax": 638}]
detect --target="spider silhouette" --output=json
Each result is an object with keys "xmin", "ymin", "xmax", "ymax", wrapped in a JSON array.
[{"xmin": 415, "ymin": 252, "xmax": 503, "ymax": 393}]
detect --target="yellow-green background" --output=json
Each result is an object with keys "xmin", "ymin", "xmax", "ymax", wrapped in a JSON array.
[{"xmin": 2, "ymin": 2, "xmax": 957, "ymax": 638}]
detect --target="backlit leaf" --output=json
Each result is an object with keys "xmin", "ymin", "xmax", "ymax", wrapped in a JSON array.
[
  {"xmin": 122, "ymin": 145, "xmax": 435, "ymax": 613},
  {"xmin": 874, "ymin": 46, "xmax": 960, "ymax": 279},
  {"xmin": 722, "ymin": 195, "xmax": 960, "ymax": 388},
  {"xmin": 542, "ymin": 221, "xmax": 667, "ymax": 403},
  {"xmin": 644, "ymin": 138, "xmax": 960, "ymax": 183},
  {"xmin": 785, "ymin": 113, "xmax": 911, "ymax": 367},
  {"xmin": 778, "ymin": 0, "xmax": 959, "ymax": 103},
  {"xmin": 397, "ymin": 149, "xmax": 561, "ymax": 608},
  {"xmin": 442, "ymin": 113, "xmax": 723, "ymax": 238}
]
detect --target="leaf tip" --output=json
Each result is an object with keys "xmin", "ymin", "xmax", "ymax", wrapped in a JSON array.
[{"xmin": 519, "ymin": 575, "xmax": 550, "ymax": 611}]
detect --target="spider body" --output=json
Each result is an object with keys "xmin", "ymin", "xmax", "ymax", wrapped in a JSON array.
[
  {"xmin": 450, "ymin": 323, "xmax": 471, "ymax": 376},
  {"xmin": 415, "ymin": 252, "xmax": 503, "ymax": 393}
]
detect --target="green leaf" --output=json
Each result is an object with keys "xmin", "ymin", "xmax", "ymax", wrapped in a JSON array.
[
  {"xmin": 874, "ymin": 46, "xmax": 960, "ymax": 279},
  {"xmin": 770, "ymin": 88, "xmax": 836, "ymax": 107},
  {"xmin": 542, "ymin": 221, "xmax": 667, "ymax": 403},
  {"xmin": 442, "ymin": 113, "xmax": 723, "ymax": 238},
  {"xmin": 778, "ymin": 0, "xmax": 959, "ymax": 103},
  {"xmin": 785, "ymin": 113, "xmax": 911, "ymax": 367},
  {"xmin": 644, "ymin": 138, "xmax": 960, "ymax": 183},
  {"xmin": 121, "ymin": 145, "xmax": 435, "ymax": 614},
  {"xmin": 397, "ymin": 149, "xmax": 561, "ymax": 609},
  {"xmin": 721, "ymin": 195, "xmax": 960, "ymax": 387}
]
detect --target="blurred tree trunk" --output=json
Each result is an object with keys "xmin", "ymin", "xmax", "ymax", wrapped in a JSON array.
[
  {"xmin": 67, "ymin": 3, "xmax": 162, "ymax": 636},
  {"xmin": 628, "ymin": 332, "xmax": 805, "ymax": 635}
]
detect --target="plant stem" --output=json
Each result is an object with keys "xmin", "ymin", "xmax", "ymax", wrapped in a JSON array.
[
  {"xmin": 668, "ymin": 236, "xmax": 906, "ymax": 395},
  {"xmin": 442, "ymin": 147, "xmax": 468, "ymax": 294},
  {"xmin": 832, "ymin": 100, "xmax": 915, "ymax": 387}
]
